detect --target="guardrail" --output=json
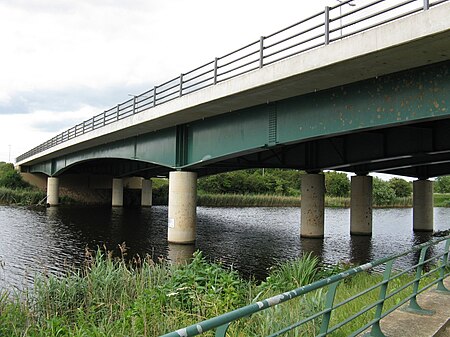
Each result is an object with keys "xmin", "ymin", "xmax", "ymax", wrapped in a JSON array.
[
  {"xmin": 16, "ymin": 0, "xmax": 449, "ymax": 163},
  {"xmin": 161, "ymin": 235, "xmax": 450, "ymax": 337}
]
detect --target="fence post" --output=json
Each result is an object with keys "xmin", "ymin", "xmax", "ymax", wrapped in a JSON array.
[
  {"xmin": 325, "ymin": 6, "xmax": 330, "ymax": 45},
  {"xmin": 215, "ymin": 323, "xmax": 230, "ymax": 337},
  {"xmin": 423, "ymin": 0, "xmax": 429, "ymax": 10},
  {"xmin": 259, "ymin": 36, "xmax": 264, "ymax": 68},
  {"xmin": 368, "ymin": 260, "xmax": 394, "ymax": 337},
  {"xmin": 404, "ymin": 246, "xmax": 435, "ymax": 315},
  {"xmin": 180, "ymin": 73, "xmax": 184, "ymax": 97},
  {"xmin": 319, "ymin": 281, "xmax": 340, "ymax": 335},
  {"xmin": 436, "ymin": 238, "xmax": 450, "ymax": 292},
  {"xmin": 213, "ymin": 57, "xmax": 219, "ymax": 84}
]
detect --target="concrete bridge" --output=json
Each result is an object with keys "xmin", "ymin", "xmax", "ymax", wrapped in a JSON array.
[{"xmin": 17, "ymin": 0, "xmax": 450, "ymax": 243}]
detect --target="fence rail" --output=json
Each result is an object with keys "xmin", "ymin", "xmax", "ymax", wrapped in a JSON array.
[
  {"xmin": 160, "ymin": 235, "xmax": 450, "ymax": 337},
  {"xmin": 16, "ymin": 0, "xmax": 448, "ymax": 163}
]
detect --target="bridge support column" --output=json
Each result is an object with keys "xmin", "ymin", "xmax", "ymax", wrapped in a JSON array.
[
  {"xmin": 350, "ymin": 175, "xmax": 373, "ymax": 236},
  {"xmin": 112, "ymin": 178, "xmax": 124, "ymax": 207},
  {"xmin": 413, "ymin": 179, "xmax": 433, "ymax": 232},
  {"xmin": 301, "ymin": 173, "xmax": 325, "ymax": 238},
  {"xmin": 168, "ymin": 171, "xmax": 197, "ymax": 244},
  {"xmin": 47, "ymin": 177, "xmax": 59, "ymax": 206},
  {"xmin": 141, "ymin": 179, "xmax": 152, "ymax": 207}
]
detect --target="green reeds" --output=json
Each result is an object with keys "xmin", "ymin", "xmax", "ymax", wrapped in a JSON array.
[{"xmin": 0, "ymin": 187, "xmax": 45, "ymax": 205}]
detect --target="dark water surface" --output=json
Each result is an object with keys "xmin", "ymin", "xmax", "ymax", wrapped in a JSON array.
[{"xmin": 1, "ymin": 205, "xmax": 449, "ymax": 291}]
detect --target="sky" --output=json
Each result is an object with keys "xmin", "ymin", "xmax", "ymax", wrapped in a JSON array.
[{"xmin": 1, "ymin": 0, "xmax": 338, "ymax": 163}]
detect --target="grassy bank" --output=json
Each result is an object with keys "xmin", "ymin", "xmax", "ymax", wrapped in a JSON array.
[
  {"xmin": 0, "ymin": 249, "xmax": 438, "ymax": 336},
  {"xmin": 0, "ymin": 187, "xmax": 46, "ymax": 205},
  {"xmin": 198, "ymin": 193, "xmax": 450, "ymax": 208}
]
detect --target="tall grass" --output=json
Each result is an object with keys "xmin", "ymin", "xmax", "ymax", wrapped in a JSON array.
[
  {"xmin": 0, "ymin": 248, "xmax": 442, "ymax": 336},
  {"xmin": 0, "ymin": 187, "xmax": 46, "ymax": 205}
]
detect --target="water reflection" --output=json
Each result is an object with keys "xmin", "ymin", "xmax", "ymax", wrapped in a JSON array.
[{"xmin": 0, "ymin": 205, "xmax": 449, "ymax": 291}]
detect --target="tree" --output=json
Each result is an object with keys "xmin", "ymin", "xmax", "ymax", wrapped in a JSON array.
[
  {"xmin": 0, "ymin": 162, "xmax": 30, "ymax": 189},
  {"xmin": 434, "ymin": 176, "xmax": 450, "ymax": 193},
  {"xmin": 325, "ymin": 171, "xmax": 350, "ymax": 197},
  {"xmin": 372, "ymin": 177, "xmax": 396, "ymax": 205},
  {"xmin": 388, "ymin": 178, "xmax": 412, "ymax": 197}
]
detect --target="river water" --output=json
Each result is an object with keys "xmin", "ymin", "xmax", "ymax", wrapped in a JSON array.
[{"xmin": 1, "ymin": 205, "xmax": 449, "ymax": 291}]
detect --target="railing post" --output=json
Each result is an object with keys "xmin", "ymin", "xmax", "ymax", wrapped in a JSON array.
[
  {"xmin": 132, "ymin": 96, "xmax": 136, "ymax": 114},
  {"xmin": 153, "ymin": 86, "xmax": 157, "ymax": 107},
  {"xmin": 179, "ymin": 73, "xmax": 183, "ymax": 97},
  {"xmin": 404, "ymin": 246, "xmax": 435, "ymax": 315},
  {"xmin": 436, "ymin": 238, "xmax": 450, "ymax": 292},
  {"xmin": 424, "ymin": 0, "xmax": 429, "ymax": 10},
  {"xmin": 117, "ymin": 104, "xmax": 120, "ymax": 120},
  {"xmin": 325, "ymin": 6, "xmax": 330, "ymax": 45},
  {"xmin": 259, "ymin": 36, "xmax": 264, "ymax": 68},
  {"xmin": 319, "ymin": 281, "xmax": 340, "ymax": 335},
  {"xmin": 215, "ymin": 323, "xmax": 230, "ymax": 337},
  {"xmin": 367, "ymin": 260, "xmax": 394, "ymax": 337},
  {"xmin": 103, "ymin": 111, "xmax": 106, "ymax": 126},
  {"xmin": 213, "ymin": 57, "xmax": 218, "ymax": 84}
]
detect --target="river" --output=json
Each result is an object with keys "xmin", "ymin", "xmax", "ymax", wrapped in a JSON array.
[{"xmin": 1, "ymin": 205, "xmax": 449, "ymax": 291}]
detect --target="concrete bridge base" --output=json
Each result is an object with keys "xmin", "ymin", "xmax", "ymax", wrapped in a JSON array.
[
  {"xmin": 112, "ymin": 178, "xmax": 124, "ymax": 207},
  {"xmin": 350, "ymin": 175, "xmax": 373, "ymax": 236},
  {"xmin": 46, "ymin": 177, "xmax": 59, "ymax": 206},
  {"xmin": 168, "ymin": 171, "xmax": 197, "ymax": 244},
  {"xmin": 301, "ymin": 173, "xmax": 325, "ymax": 238},
  {"xmin": 413, "ymin": 179, "xmax": 434, "ymax": 232},
  {"xmin": 141, "ymin": 179, "xmax": 152, "ymax": 207}
]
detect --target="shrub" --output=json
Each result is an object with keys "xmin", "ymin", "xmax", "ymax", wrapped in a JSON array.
[
  {"xmin": 325, "ymin": 171, "xmax": 350, "ymax": 197},
  {"xmin": 388, "ymin": 178, "xmax": 412, "ymax": 198}
]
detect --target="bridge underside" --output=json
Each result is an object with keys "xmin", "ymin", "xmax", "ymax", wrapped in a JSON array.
[{"xmin": 26, "ymin": 60, "xmax": 450, "ymax": 179}]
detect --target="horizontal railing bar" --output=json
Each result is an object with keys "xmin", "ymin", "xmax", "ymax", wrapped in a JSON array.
[
  {"xmin": 182, "ymin": 76, "xmax": 214, "ymax": 91},
  {"xmin": 156, "ymin": 76, "xmax": 181, "ymax": 90},
  {"xmin": 218, "ymin": 58, "xmax": 259, "ymax": 77},
  {"xmin": 265, "ymin": 10, "xmax": 325, "ymax": 39},
  {"xmin": 155, "ymin": 90, "xmax": 179, "ymax": 102},
  {"xmin": 218, "ymin": 65, "xmax": 260, "ymax": 83},
  {"xmin": 156, "ymin": 82, "xmax": 179, "ymax": 96},
  {"xmin": 218, "ymin": 49, "xmax": 259, "ymax": 69},
  {"xmin": 219, "ymin": 39, "xmax": 260, "ymax": 60},
  {"xmin": 264, "ymin": 33, "xmax": 324, "ymax": 59},
  {"xmin": 182, "ymin": 68, "xmax": 213, "ymax": 84},
  {"xmin": 263, "ymin": 42, "xmax": 324, "ymax": 66},
  {"xmin": 264, "ymin": 22, "xmax": 324, "ymax": 50},
  {"xmin": 183, "ymin": 60, "xmax": 215, "ymax": 76}
]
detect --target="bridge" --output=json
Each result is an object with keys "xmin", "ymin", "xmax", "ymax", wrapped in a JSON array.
[{"xmin": 17, "ymin": 0, "xmax": 450, "ymax": 243}]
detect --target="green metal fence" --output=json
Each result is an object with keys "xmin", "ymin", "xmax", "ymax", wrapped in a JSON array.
[{"xmin": 161, "ymin": 235, "xmax": 450, "ymax": 337}]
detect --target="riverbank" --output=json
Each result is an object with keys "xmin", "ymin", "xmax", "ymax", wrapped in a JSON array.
[
  {"xmin": 0, "ymin": 249, "xmax": 432, "ymax": 336},
  {"xmin": 197, "ymin": 193, "xmax": 450, "ymax": 208}
]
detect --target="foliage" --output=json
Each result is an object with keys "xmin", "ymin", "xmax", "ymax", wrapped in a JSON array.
[
  {"xmin": 325, "ymin": 171, "xmax": 350, "ymax": 197},
  {"xmin": 198, "ymin": 169, "xmax": 302, "ymax": 196},
  {"xmin": 434, "ymin": 176, "xmax": 450, "ymax": 193},
  {"xmin": 372, "ymin": 177, "xmax": 396, "ymax": 206},
  {"xmin": 0, "ymin": 162, "xmax": 30, "ymax": 190},
  {"xmin": 388, "ymin": 178, "xmax": 412, "ymax": 198},
  {"xmin": 152, "ymin": 178, "xmax": 169, "ymax": 205}
]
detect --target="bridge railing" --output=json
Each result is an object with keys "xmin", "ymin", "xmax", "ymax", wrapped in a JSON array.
[
  {"xmin": 16, "ymin": 0, "xmax": 448, "ymax": 163},
  {"xmin": 160, "ymin": 235, "xmax": 450, "ymax": 337}
]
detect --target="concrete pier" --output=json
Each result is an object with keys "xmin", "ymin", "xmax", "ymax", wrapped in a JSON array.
[
  {"xmin": 168, "ymin": 171, "xmax": 197, "ymax": 244},
  {"xmin": 46, "ymin": 177, "xmax": 59, "ymax": 206},
  {"xmin": 112, "ymin": 178, "xmax": 124, "ymax": 207},
  {"xmin": 350, "ymin": 175, "xmax": 373, "ymax": 236},
  {"xmin": 141, "ymin": 179, "xmax": 152, "ymax": 207},
  {"xmin": 413, "ymin": 179, "xmax": 434, "ymax": 232},
  {"xmin": 301, "ymin": 173, "xmax": 325, "ymax": 238}
]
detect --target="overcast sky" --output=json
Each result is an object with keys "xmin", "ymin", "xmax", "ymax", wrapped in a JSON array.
[{"xmin": 1, "ymin": 0, "xmax": 340, "ymax": 163}]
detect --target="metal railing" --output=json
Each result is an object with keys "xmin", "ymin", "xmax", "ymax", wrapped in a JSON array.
[
  {"xmin": 16, "ymin": 0, "xmax": 448, "ymax": 163},
  {"xmin": 160, "ymin": 235, "xmax": 450, "ymax": 337}
]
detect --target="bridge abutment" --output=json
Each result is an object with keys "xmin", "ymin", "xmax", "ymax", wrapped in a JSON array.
[
  {"xmin": 46, "ymin": 177, "xmax": 59, "ymax": 206},
  {"xmin": 300, "ymin": 173, "xmax": 325, "ymax": 238},
  {"xmin": 350, "ymin": 175, "xmax": 373, "ymax": 236},
  {"xmin": 168, "ymin": 171, "xmax": 197, "ymax": 244},
  {"xmin": 141, "ymin": 179, "xmax": 152, "ymax": 207},
  {"xmin": 413, "ymin": 179, "xmax": 434, "ymax": 232},
  {"xmin": 112, "ymin": 178, "xmax": 124, "ymax": 207}
]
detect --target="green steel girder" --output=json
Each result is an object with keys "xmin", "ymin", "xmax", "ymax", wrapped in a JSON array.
[{"xmin": 28, "ymin": 61, "xmax": 450, "ymax": 178}]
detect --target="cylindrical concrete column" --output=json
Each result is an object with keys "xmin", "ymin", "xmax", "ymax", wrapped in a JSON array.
[
  {"xmin": 350, "ymin": 175, "xmax": 373, "ymax": 236},
  {"xmin": 46, "ymin": 177, "xmax": 59, "ymax": 206},
  {"xmin": 301, "ymin": 173, "xmax": 325, "ymax": 238},
  {"xmin": 141, "ymin": 179, "xmax": 152, "ymax": 207},
  {"xmin": 413, "ymin": 179, "xmax": 433, "ymax": 232},
  {"xmin": 112, "ymin": 178, "xmax": 124, "ymax": 207},
  {"xmin": 168, "ymin": 171, "xmax": 197, "ymax": 244}
]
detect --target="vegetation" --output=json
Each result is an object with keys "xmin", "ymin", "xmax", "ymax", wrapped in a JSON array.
[
  {"xmin": 434, "ymin": 176, "xmax": 450, "ymax": 193},
  {"xmin": 0, "ymin": 162, "xmax": 45, "ymax": 205},
  {"xmin": 0, "ymin": 248, "xmax": 441, "ymax": 336}
]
